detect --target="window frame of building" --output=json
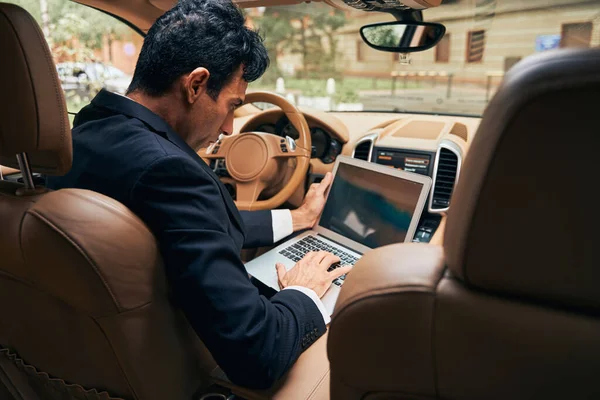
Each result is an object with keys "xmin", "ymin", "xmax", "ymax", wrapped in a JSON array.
[
  {"xmin": 560, "ymin": 22, "xmax": 593, "ymax": 48},
  {"xmin": 356, "ymin": 39, "xmax": 364, "ymax": 62},
  {"xmin": 436, "ymin": 33, "xmax": 451, "ymax": 63},
  {"xmin": 466, "ymin": 29, "xmax": 486, "ymax": 64},
  {"xmin": 504, "ymin": 56, "xmax": 522, "ymax": 72}
]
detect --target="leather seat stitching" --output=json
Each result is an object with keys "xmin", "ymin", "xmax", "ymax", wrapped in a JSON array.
[
  {"xmin": 0, "ymin": 269, "xmax": 122, "ymax": 318},
  {"xmin": 333, "ymin": 291, "xmax": 435, "ymax": 323},
  {"xmin": 0, "ymin": 347, "xmax": 126, "ymax": 400},
  {"xmin": 18, "ymin": 204, "xmax": 32, "ymax": 281},
  {"xmin": 338, "ymin": 284, "xmax": 436, "ymax": 311},
  {"xmin": 25, "ymin": 209, "xmax": 122, "ymax": 312},
  {"xmin": 431, "ymin": 278, "xmax": 440, "ymax": 398},
  {"xmin": 306, "ymin": 369, "xmax": 329, "ymax": 400},
  {"xmin": 331, "ymin": 292, "xmax": 437, "ymax": 395},
  {"xmin": 90, "ymin": 310, "xmax": 154, "ymax": 400},
  {"xmin": 65, "ymin": 190, "xmax": 154, "ymax": 235}
]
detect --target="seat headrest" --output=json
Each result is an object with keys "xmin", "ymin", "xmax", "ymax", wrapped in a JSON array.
[
  {"xmin": 445, "ymin": 48, "xmax": 600, "ymax": 312},
  {"xmin": 0, "ymin": 3, "xmax": 71, "ymax": 175}
]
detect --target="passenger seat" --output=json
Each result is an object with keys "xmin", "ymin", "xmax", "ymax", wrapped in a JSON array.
[{"xmin": 328, "ymin": 47, "xmax": 600, "ymax": 400}]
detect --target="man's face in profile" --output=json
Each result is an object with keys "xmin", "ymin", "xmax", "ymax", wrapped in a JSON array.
[{"xmin": 189, "ymin": 66, "xmax": 248, "ymax": 150}]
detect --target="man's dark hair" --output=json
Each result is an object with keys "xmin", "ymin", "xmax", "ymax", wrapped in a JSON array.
[{"xmin": 127, "ymin": 0, "xmax": 269, "ymax": 99}]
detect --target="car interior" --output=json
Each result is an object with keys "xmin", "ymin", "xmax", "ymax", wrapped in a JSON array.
[{"xmin": 0, "ymin": 0, "xmax": 599, "ymax": 399}]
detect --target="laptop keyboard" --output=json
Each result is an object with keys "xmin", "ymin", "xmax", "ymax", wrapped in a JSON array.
[{"xmin": 278, "ymin": 235, "xmax": 359, "ymax": 287}]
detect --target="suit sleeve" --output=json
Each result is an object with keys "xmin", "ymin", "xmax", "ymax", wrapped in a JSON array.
[
  {"xmin": 239, "ymin": 210, "xmax": 273, "ymax": 249},
  {"xmin": 130, "ymin": 155, "xmax": 326, "ymax": 389}
]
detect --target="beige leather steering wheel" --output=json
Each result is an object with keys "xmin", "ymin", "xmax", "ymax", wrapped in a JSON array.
[{"xmin": 202, "ymin": 91, "xmax": 311, "ymax": 211}]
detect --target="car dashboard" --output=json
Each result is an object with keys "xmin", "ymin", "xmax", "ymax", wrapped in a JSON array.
[
  {"xmin": 234, "ymin": 106, "xmax": 481, "ymax": 245},
  {"xmin": 244, "ymin": 114, "xmax": 344, "ymax": 164},
  {"xmin": 0, "ymin": 107, "xmax": 480, "ymax": 247}
]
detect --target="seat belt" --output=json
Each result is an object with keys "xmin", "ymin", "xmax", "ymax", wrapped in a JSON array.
[{"xmin": 0, "ymin": 349, "xmax": 42, "ymax": 400}]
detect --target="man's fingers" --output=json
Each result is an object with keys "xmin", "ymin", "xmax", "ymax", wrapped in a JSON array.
[
  {"xmin": 319, "ymin": 253, "xmax": 340, "ymax": 268},
  {"xmin": 313, "ymin": 251, "xmax": 333, "ymax": 264},
  {"xmin": 330, "ymin": 265, "xmax": 352, "ymax": 280},
  {"xmin": 316, "ymin": 172, "xmax": 333, "ymax": 195},
  {"xmin": 301, "ymin": 251, "xmax": 318, "ymax": 263},
  {"xmin": 276, "ymin": 263, "xmax": 287, "ymax": 289}
]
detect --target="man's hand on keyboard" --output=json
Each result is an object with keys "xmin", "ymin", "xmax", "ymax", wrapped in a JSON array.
[{"xmin": 276, "ymin": 250, "xmax": 353, "ymax": 298}]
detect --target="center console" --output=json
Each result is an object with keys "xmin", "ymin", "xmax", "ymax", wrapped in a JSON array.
[
  {"xmin": 412, "ymin": 212, "xmax": 441, "ymax": 243},
  {"xmin": 373, "ymin": 148, "xmax": 434, "ymax": 176}
]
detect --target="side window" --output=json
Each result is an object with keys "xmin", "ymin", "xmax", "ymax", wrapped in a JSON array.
[{"xmin": 5, "ymin": 0, "xmax": 142, "ymax": 125}]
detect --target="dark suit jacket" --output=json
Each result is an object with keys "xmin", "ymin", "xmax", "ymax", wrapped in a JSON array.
[{"xmin": 47, "ymin": 90, "xmax": 326, "ymax": 389}]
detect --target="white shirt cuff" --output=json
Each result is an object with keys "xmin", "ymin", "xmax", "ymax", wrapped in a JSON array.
[
  {"xmin": 271, "ymin": 209, "xmax": 293, "ymax": 243},
  {"xmin": 283, "ymin": 286, "xmax": 331, "ymax": 325}
]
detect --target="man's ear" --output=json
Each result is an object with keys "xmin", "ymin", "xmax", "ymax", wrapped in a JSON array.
[{"xmin": 184, "ymin": 67, "xmax": 210, "ymax": 104}]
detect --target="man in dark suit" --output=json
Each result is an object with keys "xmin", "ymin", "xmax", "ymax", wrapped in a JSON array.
[{"xmin": 47, "ymin": 0, "xmax": 350, "ymax": 390}]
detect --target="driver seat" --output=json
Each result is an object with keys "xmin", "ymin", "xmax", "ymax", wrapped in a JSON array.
[
  {"xmin": 0, "ymin": 5, "xmax": 332, "ymax": 400},
  {"xmin": 0, "ymin": 3, "xmax": 215, "ymax": 399}
]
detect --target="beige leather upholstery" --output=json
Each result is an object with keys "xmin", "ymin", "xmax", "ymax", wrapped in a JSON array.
[
  {"xmin": 211, "ymin": 332, "xmax": 331, "ymax": 400},
  {"xmin": 0, "ymin": 181, "xmax": 213, "ymax": 400},
  {"xmin": 329, "ymin": 48, "xmax": 600, "ymax": 400},
  {"xmin": 0, "ymin": 3, "xmax": 71, "ymax": 175},
  {"xmin": 444, "ymin": 48, "xmax": 600, "ymax": 311},
  {"xmin": 0, "ymin": 4, "xmax": 210, "ymax": 398},
  {"xmin": 0, "ymin": 4, "xmax": 331, "ymax": 399}
]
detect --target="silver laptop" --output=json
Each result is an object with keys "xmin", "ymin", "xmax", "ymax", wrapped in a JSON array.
[{"xmin": 245, "ymin": 155, "xmax": 432, "ymax": 315}]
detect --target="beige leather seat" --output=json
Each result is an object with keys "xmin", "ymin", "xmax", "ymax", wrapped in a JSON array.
[
  {"xmin": 0, "ymin": 4, "xmax": 330, "ymax": 399},
  {"xmin": 328, "ymin": 47, "xmax": 600, "ymax": 400},
  {"xmin": 0, "ymin": 3, "xmax": 216, "ymax": 399}
]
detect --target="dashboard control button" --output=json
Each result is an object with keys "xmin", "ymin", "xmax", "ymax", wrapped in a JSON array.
[{"xmin": 285, "ymin": 136, "xmax": 297, "ymax": 151}]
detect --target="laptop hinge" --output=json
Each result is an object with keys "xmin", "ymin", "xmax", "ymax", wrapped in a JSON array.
[{"xmin": 316, "ymin": 234, "xmax": 364, "ymax": 255}]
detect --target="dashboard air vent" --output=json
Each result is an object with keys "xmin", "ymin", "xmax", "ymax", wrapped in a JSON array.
[
  {"xmin": 352, "ymin": 133, "xmax": 377, "ymax": 161},
  {"xmin": 430, "ymin": 143, "xmax": 461, "ymax": 213},
  {"xmin": 353, "ymin": 141, "xmax": 371, "ymax": 161}
]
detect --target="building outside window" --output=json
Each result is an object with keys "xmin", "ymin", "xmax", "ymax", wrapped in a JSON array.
[
  {"xmin": 561, "ymin": 22, "xmax": 593, "ymax": 48},
  {"xmin": 466, "ymin": 30, "xmax": 486, "ymax": 63},
  {"xmin": 357, "ymin": 39, "xmax": 364, "ymax": 61},
  {"xmin": 436, "ymin": 33, "xmax": 451, "ymax": 63}
]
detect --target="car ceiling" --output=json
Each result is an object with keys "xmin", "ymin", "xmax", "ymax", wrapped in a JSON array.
[{"xmin": 74, "ymin": 0, "xmax": 347, "ymax": 33}]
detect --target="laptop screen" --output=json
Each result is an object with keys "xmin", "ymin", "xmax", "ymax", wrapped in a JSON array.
[{"xmin": 319, "ymin": 162, "xmax": 425, "ymax": 248}]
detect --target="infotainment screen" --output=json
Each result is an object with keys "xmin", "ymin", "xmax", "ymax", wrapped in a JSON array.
[{"xmin": 375, "ymin": 149, "xmax": 431, "ymax": 176}]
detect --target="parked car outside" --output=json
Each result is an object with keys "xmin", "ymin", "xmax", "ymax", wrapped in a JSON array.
[{"xmin": 56, "ymin": 62, "xmax": 132, "ymax": 106}]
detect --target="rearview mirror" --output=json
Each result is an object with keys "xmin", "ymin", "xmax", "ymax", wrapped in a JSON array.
[{"xmin": 360, "ymin": 21, "xmax": 446, "ymax": 53}]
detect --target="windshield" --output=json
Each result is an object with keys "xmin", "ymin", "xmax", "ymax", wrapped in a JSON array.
[{"xmin": 247, "ymin": 1, "xmax": 600, "ymax": 116}]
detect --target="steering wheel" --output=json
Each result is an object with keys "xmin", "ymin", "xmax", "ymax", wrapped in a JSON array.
[{"xmin": 202, "ymin": 91, "xmax": 311, "ymax": 211}]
